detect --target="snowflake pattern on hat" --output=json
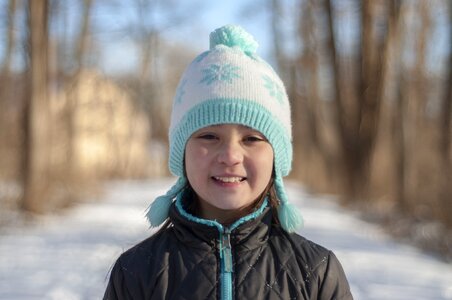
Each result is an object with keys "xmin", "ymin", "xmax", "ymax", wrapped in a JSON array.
[
  {"xmin": 200, "ymin": 64, "xmax": 241, "ymax": 85},
  {"xmin": 262, "ymin": 75, "xmax": 284, "ymax": 104},
  {"xmin": 175, "ymin": 79, "xmax": 187, "ymax": 104}
]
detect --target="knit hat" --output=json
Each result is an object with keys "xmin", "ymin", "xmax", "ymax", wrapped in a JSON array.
[{"xmin": 146, "ymin": 25, "xmax": 303, "ymax": 232}]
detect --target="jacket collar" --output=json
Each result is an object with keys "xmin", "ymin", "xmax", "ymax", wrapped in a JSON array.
[{"xmin": 168, "ymin": 193, "xmax": 272, "ymax": 251}]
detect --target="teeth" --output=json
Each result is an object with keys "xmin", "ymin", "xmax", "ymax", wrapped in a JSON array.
[{"xmin": 214, "ymin": 177, "xmax": 244, "ymax": 183}]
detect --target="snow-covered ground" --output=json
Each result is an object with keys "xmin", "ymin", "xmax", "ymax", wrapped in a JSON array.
[{"xmin": 0, "ymin": 178, "xmax": 451, "ymax": 300}]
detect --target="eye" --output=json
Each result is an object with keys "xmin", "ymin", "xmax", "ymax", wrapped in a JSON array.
[
  {"xmin": 243, "ymin": 135, "xmax": 266, "ymax": 142},
  {"xmin": 197, "ymin": 133, "xmax": 218, "ymax": 140}
]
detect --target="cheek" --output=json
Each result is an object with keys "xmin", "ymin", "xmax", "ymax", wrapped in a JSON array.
[
  {"xmin": 185, "ymin": 146, "xmax": 197, "ymax": 174},
  {"xmin": 249, "ymin": 148, "xmax": 274, "ymax": 182},
  {"xmin": 185, "ymin": 142, "xmax": 209, "ymax": 178},
  {"xmin": 260, "ymin": 158, "xmax": 274, "ymax": 181}
]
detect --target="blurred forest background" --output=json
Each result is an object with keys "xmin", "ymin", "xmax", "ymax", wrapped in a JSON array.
[{"xmin": 0, "ymin": 0, "xmax": 451, "ymax": 259}]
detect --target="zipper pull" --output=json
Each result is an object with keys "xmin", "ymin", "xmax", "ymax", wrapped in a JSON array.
[{"xmin": 222, "ymin": 231, "xmax": 233, "ymax": 273}]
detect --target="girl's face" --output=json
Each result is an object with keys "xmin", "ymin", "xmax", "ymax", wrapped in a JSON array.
[{"xmin": 185, "ymin": 124, "xmax": 274, "ymax": 223}]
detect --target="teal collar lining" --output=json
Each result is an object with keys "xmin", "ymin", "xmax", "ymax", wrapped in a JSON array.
[{"xmin": 175, "ymin": 193, "xmax": 269, "ymax": 232}]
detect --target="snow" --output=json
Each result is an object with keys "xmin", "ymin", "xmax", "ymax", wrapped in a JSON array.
[{"xmin": 0, "ymin": 178, "xmax": 451, "ymax": 300}]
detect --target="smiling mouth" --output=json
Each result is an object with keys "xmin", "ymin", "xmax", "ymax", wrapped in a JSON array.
[{"xmin": 212, "ymin": 176, "xmax": 246, "ymax": 183}]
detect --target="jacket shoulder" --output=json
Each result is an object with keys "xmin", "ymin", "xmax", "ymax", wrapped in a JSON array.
[
  {"xmin": 269, "ymin": 227, "xmax": 354, "ymax": 299},
  {"xmin": 103, "ymin": 229, "xmax": 173, "ymax": 300},
  {"xmin": 271, "ymin": 227, "xmax": 331, "ymax": 269},
  {"xmin": 116, "ymin": 228, "xmax": 172, "ymax": 274}
]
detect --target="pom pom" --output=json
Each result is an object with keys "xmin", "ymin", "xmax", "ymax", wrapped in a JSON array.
[
  {"xmin": 145, "ymin": 177, "xmax": 186, "ymax": 227},
  {"xmin": 210, "ymin": 25, "xmax": 258, "ymax": 54},
  {"xmin": 277, "ymin": 202, "xmax": 304, "ymax": 233}
]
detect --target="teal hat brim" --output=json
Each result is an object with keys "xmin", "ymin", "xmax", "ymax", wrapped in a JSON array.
[{"xmin": 169, "ymin": 98, "xmax": 292, "ymax": 178}]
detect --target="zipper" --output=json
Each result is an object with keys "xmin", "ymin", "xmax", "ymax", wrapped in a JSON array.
[
  {"xmin": 175, "ymin": 195, "xmax": 268, "ymax": 300},
  {"xmin": 219, "ymin": 229, "xmax": 233, "ymax": 300}
]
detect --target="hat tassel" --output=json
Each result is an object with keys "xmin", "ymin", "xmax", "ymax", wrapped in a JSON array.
[
  {"xmin": 275, "ymin": 176, "xmax": 303, "ymax": 233},
  {"xmin": 145, "ymin": 177, "xmax": 187, "ymax": 227}
]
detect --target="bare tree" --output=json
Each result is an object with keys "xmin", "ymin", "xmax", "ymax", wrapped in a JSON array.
[
  {"xmin": 1, "ymin": 0, "xmax": 18, "ymax": 75},
  {"xmin": 125, "ymin": 0, "xmax": 203, "ymax": 142},
  {"xmin": 392, "ymin": 73, "xmax": 407, "ymax": 210},
  {"xmin": 21, "ymin": 0, "xmax": 50, "ymax": 213},
  {"xmin": 324, "ymin": 0, "xmax": 356, "ymax": 198},
  {"xmin": 385, "ymin": 1, "xmax": 406, "ymax": 209},
  {"xmin": 1, "ymin": 0, "xmax": 19, "ymax": 122},
  {"xmin": 65, "ymin": 0, "xmax": 94, "ymax": 178},
  {"xmin": 438, "ymin": 0, "xmax": 452, "ymax": 226},
  {"xmin": 132, "ymin": 0, "xmax": 160, "ymax": 139},
  {"xmin": 0, "ymin": 0, "xmax": 19, "ymax": 147},
  {"xmin": 289, "ymin": 0, "xmax": 338, "ymax": 189},
  {"xmin": 324, "ymin": 0, "xmax": 401, "ymax": 201},
  {"xmin": 270, "ymin": 0, "xmax": 288, "ymax": 79},
  {"xmin": 75, "ymin": 0, "xmax": 93, "ymax": 72}
]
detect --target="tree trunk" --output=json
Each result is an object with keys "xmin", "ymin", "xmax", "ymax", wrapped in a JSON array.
[
  {"xmin": 0, "ymin": 0, "xmax": 18, "ymax": 149},
  {"xmin": 21, "ymin": 0, "xmax": 50, "ymax": 213},
  {"xmin": 293, "ymin": 0, "xmax": 335, "ymax": 186},
  {"xmin": 270, "ymin": 0, "xmax": 287, "ymax": 78},
  {"xmin": 298, "ymin": 0, "xmax": 322, "ymax": 154},
  {"xmin": 2, "ymin": 0, "xmax": 17, "ymax": 74},
  {"xmin": 324, "ymin": 0, "xmax": 360, "ymax": 200},
  {"xmin": 353, "ymin": 0, "xmax": 387, "ymax": 200},
  {"xmin": 385, "ymin": 1, "xmax": 406, "ymax": 209},
  {"xmin": 438, "ymin": 0, "xmax": 452, "ymax": 226},
  {"xmin": 393, "ymin": 74, "xmax": 407, "ymax": 210},
  {"xmin": 66, "ymin": 0, "xmax": 94, "ymax": 178},
  {"xmin": 75, "ymin": 0, "xmax": 93, "ymax": 71},
  {"xmin": 324, "ymin": 0, "xmax": 398, "ymax": 201}
]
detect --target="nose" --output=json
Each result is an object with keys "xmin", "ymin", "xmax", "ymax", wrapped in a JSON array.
[{"xmin": 217, "ymin": 141, "xmax": 243, "ymax": 166}]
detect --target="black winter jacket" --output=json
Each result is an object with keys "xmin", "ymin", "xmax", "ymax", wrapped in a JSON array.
[{"xmin": 104, "ymin": 199, "xmax": 353, "ymax": 300}]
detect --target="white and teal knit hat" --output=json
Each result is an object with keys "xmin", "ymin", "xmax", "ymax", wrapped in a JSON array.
[{"xmin": 146, "ymin": 25, "xmax": 303, "ymax": 233}]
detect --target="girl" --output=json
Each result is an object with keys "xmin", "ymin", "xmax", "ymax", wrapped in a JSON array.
[{"xmin": 104, "ymin": 25, "xmax": 353, "ymax": 300}]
